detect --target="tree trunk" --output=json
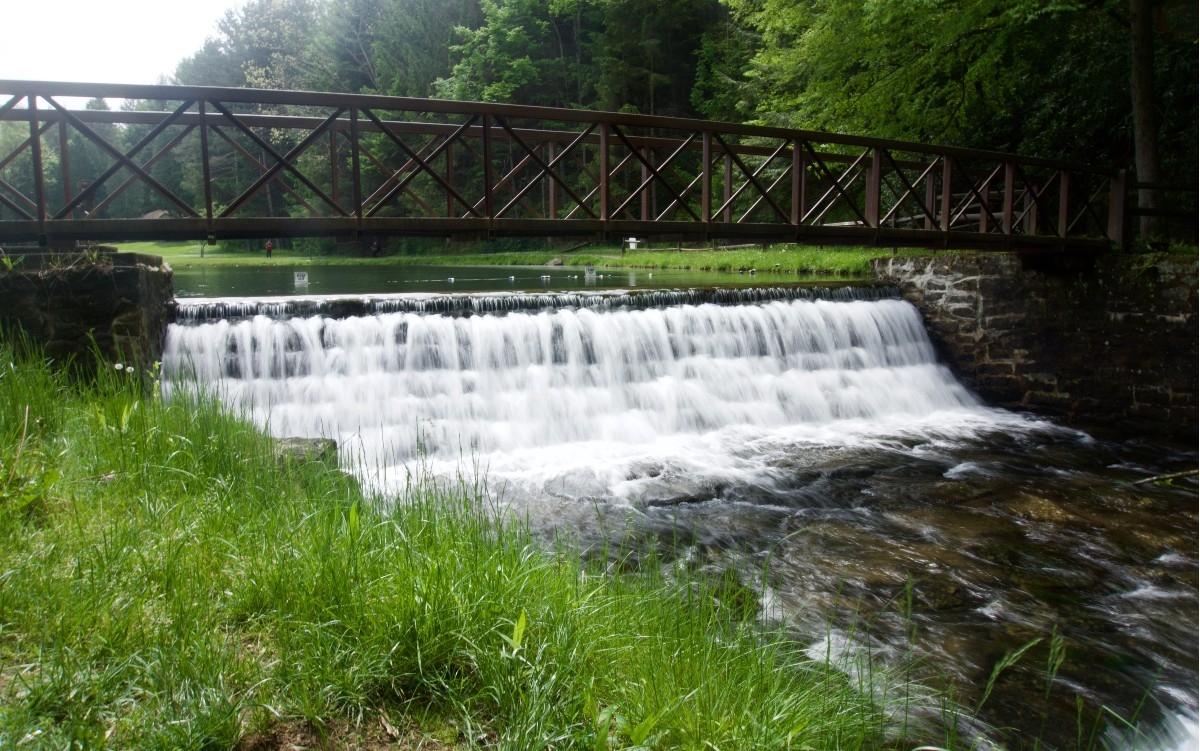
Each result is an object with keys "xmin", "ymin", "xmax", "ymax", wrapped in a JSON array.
[{"xmin": 1129, "ymin": 0, "xmax": 1164, "ymax": 238}]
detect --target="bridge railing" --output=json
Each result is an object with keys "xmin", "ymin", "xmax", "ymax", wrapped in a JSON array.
[{"xmin": 0, "ymin": 80, "xmax": 1124, "ymax": 251}]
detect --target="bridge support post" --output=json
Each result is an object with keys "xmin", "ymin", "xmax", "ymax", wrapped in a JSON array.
[
  {"xmin": 791, "ymin": 139, "xmax": 805, "ymax": 229},
  {"xmin": 199, "ymin": 100, "xmax": 214, "ymax": 230},
  {"xmin": 351, "ymin": 108, "xmax": 363, "ymax": 234},
  {"xmin": 940, "ymin": 158, "xmax": 953, "ymax": 232},
  {"xmin": 482, "ymin": 114, "xmax": 494, "ymax": 222},
  {"xmin": 59, "ymin": 121, "xmax": 72, "ymax": 211},
  {"xmin": 642, "ymin": 147, "xmax": 652, "ymax": 221},
  {"xmin": 1108, "ymin": 169, "xmax": 1129, "ymax": 250},
  {"xmin": 29, "ymin": 96, "xmax": 48, "ymax": 237},
  {"xmin": 1058, "ymin": 171, "xmax": 1071, "ymax": 238},
  {"xmin": 723, "ymin": 153, "xmax": 733, "ymax": 223},
  {"xmin": 599, "ymin": 124, "xmax": 609, "ymax": 221},
  {"xmin": 865, "ymin": 147, "xmax": 882, "ymax": 229},
  {"xmin": 1002, "ymin": 162, "xmax": 1016, "ymax": 235},
  {"xmin": 547, "ymin": 143, "xmax": 557, "ymax": 220},
  {"xmin": 925, "ymin": 169, "xmax": 937, "ymax": 231}
]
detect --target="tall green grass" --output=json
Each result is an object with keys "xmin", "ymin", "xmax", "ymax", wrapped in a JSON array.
[{"xmin": 0, "ymin": 345, "xmax": 923, "ymax": 749}]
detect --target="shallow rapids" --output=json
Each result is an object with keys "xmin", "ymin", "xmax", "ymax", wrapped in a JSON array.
[{"xmin": 163, "ymin": 292, "xmax": 1198, "ymax": 749}]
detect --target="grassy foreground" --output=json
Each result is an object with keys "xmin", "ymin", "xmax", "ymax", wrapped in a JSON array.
[
  {"xmin": 0, "ymin": 346, "xmax": 923, "ymax": 749},
  {"xmin": 115, "ymin": 239, "xmax": 933, "ymax": 277}
]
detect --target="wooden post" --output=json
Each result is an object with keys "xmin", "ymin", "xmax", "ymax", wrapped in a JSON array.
[
  {"xmin": 547, "ymin": 142, "xmax": 557, "ymax": 220},
  {"xmin": 1108, "ymin": 169, "xmax": 1129, "ymax": 249},
  {"xmin": 599, "ymin": 125, "xmax": 609, "ymax": 221},
  {"xmin": 1057, "ymin": 171, "xmax": 1070, "ymax": 238},
  {"xmin": 1002, "ymin": 162, "xmax": 1016, "ymax": 235},
  {"xmin": 723, "ymin": 152, "xmax": 732, "ymax": 223},
  {"xmin": 199, "ymin": 100, "xmax": 214, "ymax": 226},
  {"xmin": 329, "ymin": 126, "xmax": 340, "ymax": 208},
  {"xmin": 351, "ymin": 108, "xmax": 362, "ymax": 232},
  {"xmin": 482, "ymin": 115, "xmax": 494, "ymax": 221},
  {"xmin": 791, "ymin": 139, "xmax": 805, "ymax": 228},
  {"xmin": 979, "ymin": 176, "xmax": 991, "ymax": 234},
  {"xmin": 445, "ymin": 142, "xmax": 454, "ymax": 218},
  {"xmin": 641, "ymin": 146, "xmax": 650, "ymax": 221},
  {"xmin": 701, "ymin": 131, "xmax": 712, "ymax": 224},
  {"xmin": 1024, "ymin": 182, "xmax": 1038, "ymax": 235},
  {"xmin": 940, "ymin": 157, "xmax": 952, "ymax": 232},
  {"xmin": 59, "ymin": 121, "xmax": 72, "ymax": 211},
  {"xmin": 29, "ymin": 96, "xmax": 47, "ymax": 238},
  {"xmin": 865, "ymin": 147, "xmax": 882, "ymax": 229},
  {"xmin": 924, "ymin": 161, "xmax": 937, "ymax": 231}
]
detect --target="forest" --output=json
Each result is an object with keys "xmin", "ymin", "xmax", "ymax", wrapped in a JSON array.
[
  {"xmin": 171, "ymin": 0, "xmax": 1197, "ymax": 185},
  {"xmin": 0, "ymin": 0, "xmax": 1193, "ymax": 247}
]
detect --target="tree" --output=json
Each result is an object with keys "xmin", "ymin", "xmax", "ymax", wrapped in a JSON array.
[
  {"xmin": 433, "ymin": 0, "xmax": 722, "ymax": 115},
  {"xmin": 590, "ymin": 0, "xmax": 723, "ymax": 116},
  {"xmin": 173, "ymin": 0, "xmax": 320, "ymax": 90},
  {"xmin": 691, "ymin": 14, "xmax": 757, "ymax": 122},
  {"xmin": 372, "ymin": 0, "xmax": 484, "ymax": 97},
  {"xmin": 717, "ymin": 0, "xmax": 1196, "ymax": 238},
  {"xmin": 306, "ymin": 0, "xmax": 388, "ymax": 92},
  {"xmin": 435, "ymin": 0, "xmax": 582, "ymax": 106}
]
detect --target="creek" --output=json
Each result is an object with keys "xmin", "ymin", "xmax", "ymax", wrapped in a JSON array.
[{"xmin": 163, "ymin": 270, "xmax": 1197, "ymax": 749}]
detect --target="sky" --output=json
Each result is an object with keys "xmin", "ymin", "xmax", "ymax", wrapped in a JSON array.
[{"xmin": 0, "ymin": 0, "xmax": 244, "ymax": 85}]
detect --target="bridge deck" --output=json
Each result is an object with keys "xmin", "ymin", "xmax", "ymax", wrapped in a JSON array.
[{"xmin": 0, "ymin": 81, "xmax": 1125, "ymax": 251}]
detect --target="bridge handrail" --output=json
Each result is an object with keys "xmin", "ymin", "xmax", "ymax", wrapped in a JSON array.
[
  {"xmin": 0, "ymin": 79, "xmax": 1132, "ymax": 250},
  {"xmin": 0, "ymin": 80, "xmax": 1117, "ymax": 177}
]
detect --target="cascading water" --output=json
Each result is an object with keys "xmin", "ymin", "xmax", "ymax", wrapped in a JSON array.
[
  {"xmin": 164, "ymin": 289, "xmax": 1198, "ymax": 749},
  {"xmin": 165, "ymin": 293, "xmax": 1000, "ymax": 500}
]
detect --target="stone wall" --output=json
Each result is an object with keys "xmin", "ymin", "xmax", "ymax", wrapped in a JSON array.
[
  {"xmin": 0, "ymin": 252, "xmax": 173, "ymax": 372},
  {"xmin": 872, "ymin": 252, "xmax": 1198, "ymax": 440}
]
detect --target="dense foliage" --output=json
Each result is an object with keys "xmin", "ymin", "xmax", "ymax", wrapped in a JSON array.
[
  {"xmin": 170, "ymin": 0, "xmax": 1195, "ymax": 182},
  {"xmin": 717, "ymin": 0, "xmax": 1196, "ymax": 177}
]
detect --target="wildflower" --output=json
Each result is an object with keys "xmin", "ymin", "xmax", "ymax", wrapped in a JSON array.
[{"xmin": 114, "ymin": 363, "xmax": 124, "ymax": 371}]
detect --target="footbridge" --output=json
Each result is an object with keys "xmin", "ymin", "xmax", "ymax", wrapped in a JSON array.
[{"xmin": 0, "ymin": 80, "xmax": 1132, "ymax": 251}]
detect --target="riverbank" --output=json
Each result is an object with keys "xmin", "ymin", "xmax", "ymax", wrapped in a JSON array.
[
  {"xmin": 0, "ymin": 342, "xmax": 931, "ymax": 748},
  {"xmin": 115, "ymin": 240, "xmax": 942, "ymax": 277}
]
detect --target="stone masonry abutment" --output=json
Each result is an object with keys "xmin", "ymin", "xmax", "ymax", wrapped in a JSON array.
[
  {"xmin": 0, "ymin": 251, "xmax": 173, "ymax": 373},
  {"xmin": 872, "ymin": 252, "xmax": 1198, "ymax": 440}
]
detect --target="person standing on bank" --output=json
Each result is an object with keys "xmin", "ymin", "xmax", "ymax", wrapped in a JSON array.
[{"xmin": 264, "ymin": 240, "xmax": 273, "ymax": 258}]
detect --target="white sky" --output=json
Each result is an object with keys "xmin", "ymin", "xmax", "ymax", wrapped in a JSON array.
[{"xmin": 0, "ymin": 0, "xmax": 245, "ymax": 85}]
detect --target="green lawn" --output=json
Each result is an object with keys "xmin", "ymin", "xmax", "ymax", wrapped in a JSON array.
[{"xmin": 116, "ymin": 239, "xmax": 945, "ymax": 276}]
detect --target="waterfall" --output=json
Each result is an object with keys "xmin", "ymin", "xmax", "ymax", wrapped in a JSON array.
[{"xmin": 163, "ymin": 296, "xmax": 1003, "ymax": 502}]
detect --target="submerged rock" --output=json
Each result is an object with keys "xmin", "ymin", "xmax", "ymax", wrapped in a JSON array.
[{"xmin": 1008, "ymin": 494, "xmax": 1079, "ymax": 524}]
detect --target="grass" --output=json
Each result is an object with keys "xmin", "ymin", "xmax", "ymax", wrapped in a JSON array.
[
  {"xmin": 114, "ymin": 239, "xmax": 944, "ymax": 277},
  {"xmin": 0, "ymin": 342, "xmax": 925, "ymax": 749}
]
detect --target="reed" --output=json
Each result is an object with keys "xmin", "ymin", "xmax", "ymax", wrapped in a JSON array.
[{"xmin": 0, "ymin": 343, "xmax": 912, "ymax": 749}]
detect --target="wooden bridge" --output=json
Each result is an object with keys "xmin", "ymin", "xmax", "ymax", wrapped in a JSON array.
[{"xmin": 0, "ymin": 80, "xmax": 1132, "ymax": 251}]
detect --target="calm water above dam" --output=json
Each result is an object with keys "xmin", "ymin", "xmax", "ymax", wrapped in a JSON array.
[
  {"xmin": 170, "ymin": 262, "xmax": 820, "ymax": 298},
  {"xmin": 163, "ymin": 273, "xmax": 1198, "ymax": 749}
]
